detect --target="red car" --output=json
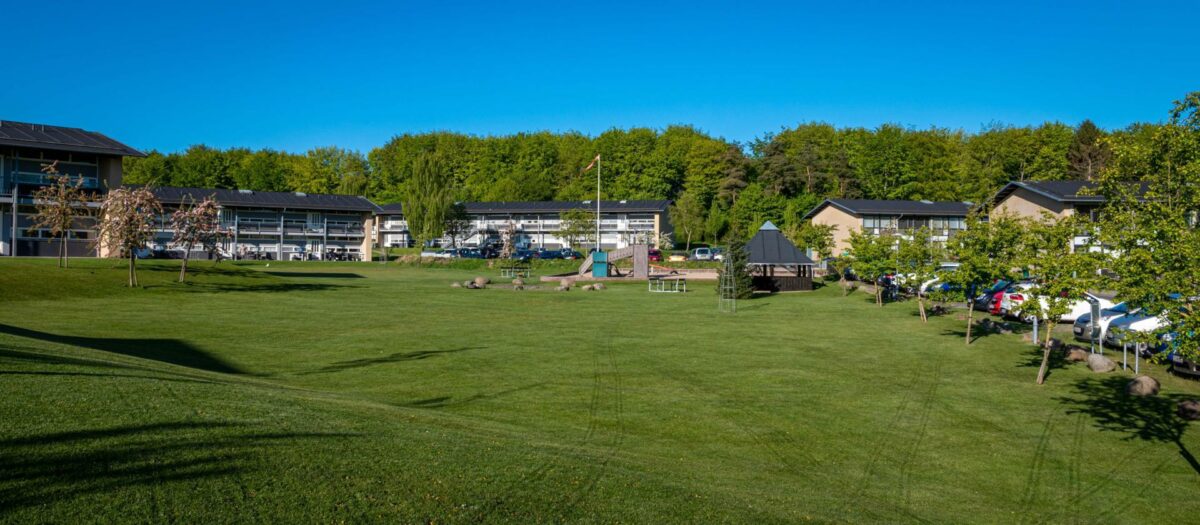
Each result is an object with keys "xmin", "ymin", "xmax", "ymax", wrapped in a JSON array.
[{"xmin": 648, "ymin": 249, "xmax": 663, "ymax": 262}]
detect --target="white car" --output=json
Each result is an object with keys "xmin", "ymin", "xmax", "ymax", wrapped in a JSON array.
[
  {"xmin": 420, "ymin": 248, "xmax": 453, "ymax": 258},
  {"xmin": 1073, "ymin": 302, "xmax": 1136, "ymax": 343},
  {"xmin": 692, "ymin": 247, "xmax": 714, "ymax": 261},
  {"xmin": 1104, "ymin": 312, "xmax": 1168, "ymax": 348},
  {"xmin": 1005, "ymin": 287, "xmax": 1115, "ymax": 323},
  {"xmin": 999, "ymin": 282, "xmax": 1037, "ymax": 316}
]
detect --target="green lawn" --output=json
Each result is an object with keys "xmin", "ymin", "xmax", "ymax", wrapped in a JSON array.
[{"xmin": 1, "ymin": 258, "xmax": 1198, "ymax": 523}]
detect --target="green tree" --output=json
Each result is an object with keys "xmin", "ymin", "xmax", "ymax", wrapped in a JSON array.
[
  {"xmin": 717, "ymin": 234, "xmax": 754, "ymax": 300},
  {"xmin": 669, "ymin": 189, "xmax": 706, "ymax": 250},
  {"xmin": 786, "ymin": 222, "xmax": 835, "ymax": 262},
  {"xmin": 1094, "ymin": 92, "xmax": 1200, "ymax": 362},
  {"xmin": 559, "ymin": 208, "xmax": 597, "ymax": 250},
  {"xmin": 895, "ymin": 227, "xmax": 943, "ymax": 322},
  {"xmin": 846, "ymin": 229, "xmax": 896, "ymax": 306},
  {"xmin": 945, "ymin": 212, "xmax": 1024, "ymax": 344},
  {"xmin": 401, "ymin": 154, "xmax": 453, "ymax": 248},
  {"xmin": 1067, "ymin": 120, "xmax": 1110, "ymax": 181},
  {"xmin": 1012, "ymin": 214, "xmax": 1102, "ymax": 383}
]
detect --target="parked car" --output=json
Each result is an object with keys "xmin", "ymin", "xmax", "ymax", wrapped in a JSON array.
[
  {"xmin": 510, "ymin": 249, "xmax": 536, "ymax": 262},
  {"xmin": 1073, "ymin": 302, "xmax": 1136, "ymax": 343},
  {"xmin": 711, "ymin": 248, "xmax": 725, "ymax": 261},
  {"xmin": 420, "ymin": 248, "xmax": 452, "ymax": 258},
  {"xmin": 560, "ymin": 249, "xmax": 583, "ymax": 260},
  {"xmin": 1170, "ymin": 348, "xmax": 1200, "ymax": 379},
  {"xmin": 667, "ymin": 253, "xmax": 688, "ymax": 263},
  {"xmin": 971, "ymin": 280, "xmax": 1013, "ymax": 312},
  {"xmin": 998, "ymin": 281, "xmax": 1037, "ymax": 317},
  {"xmin": 1005, "ymin": 289, "xmax": 1115, "ymax": 323},
  {"xmin": 691, "ymin": 247, "xmax": 714, "ymax": 261},
  {"xmin": 648, "ymin": 249, "xmax": 663, "ymax": 262},
  {"xmin": 1104, "ymin": 312, "xmax": 1168, "ymax": 348},
  {"xmin": 459, "ymin": 248, "xmax": 486, "ymax": 259},
  {"xmin": 535, "ymin": 248, "xmax": 562, "ymax": 260}
]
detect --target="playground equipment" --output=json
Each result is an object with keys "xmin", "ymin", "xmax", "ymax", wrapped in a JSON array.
[{"xmin": 577, "ymin": 244, "xmax": 649, "ymax": 279}]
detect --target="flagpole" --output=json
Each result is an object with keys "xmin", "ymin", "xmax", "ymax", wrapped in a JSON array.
[{"xmin": 595, "ymin": 155, "xmax": 601, "ymax": 252}]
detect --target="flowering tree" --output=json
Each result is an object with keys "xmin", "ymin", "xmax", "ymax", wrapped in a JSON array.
[
  {"xmin": 170, "ymin": 196, "xmax": 226, "ymax": 282},
  {"xmin": 97, "ymin": 187, "xmax": 162, "ymax": 287},
  {"xmin": 31, "ymin": 161, "xmax": 95, "ymax": 268}
]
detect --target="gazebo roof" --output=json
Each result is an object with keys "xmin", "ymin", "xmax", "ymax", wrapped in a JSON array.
[{"xmin": 745, "ymin": 221, "xmax": 814, "ymax": 265}]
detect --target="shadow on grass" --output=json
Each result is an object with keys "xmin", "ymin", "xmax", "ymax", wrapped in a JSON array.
[
  {"xmin": 263, "ymin": 272, "xmax": 365, "ymax": 279},
  {"xmin": 397, "ymin": 382, "xmax": 548, "ymax": 409},
  {"xmin": 0, "ymin": 421, "xmax": 359, "ymax": 511},
  {"xmin": 0, "ymin": 323, "xmax": 244, "ymax": 374},
  {"xmin": 1017, "ymin": 343, "xmax": 1069, "ymax": 382},
  {"xmin": 1058, "ymin": 376, "xmax": 1200, "ymax": 475},
  {"xmin": 299, "ymin": 347, "xmax": 483, "ymax": 375}
]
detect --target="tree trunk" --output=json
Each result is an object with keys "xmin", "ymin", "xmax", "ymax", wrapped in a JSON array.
[
  {"xmin": 918, "ymin": 296, "xmax": 927, "ymax": 323},
  {"xmin": 1044, "ymin": 317, "xmax": 1055, "ymax": 347},
  {"xmin": 965, "ymin": 299, "xmax": 974, "ymax": 345},
  {"xmin": 60, "ymin": 236, "xmax": 67, "ymax": 268},
  {"xmin": 128, "ymin": 252, "xmax": 136, "ymax": 287},
  {"xmin": 179, "ymin": 254, "xmax": 189, "ymax": 283},
  {"xmin": 1036, "ymin": 344, "xmax": 1052, "ymax": 384}
]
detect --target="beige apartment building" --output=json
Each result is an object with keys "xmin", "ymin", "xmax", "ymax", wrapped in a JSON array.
[{"xmin": 803, "ymin": 199, "xmax": 973, "ymax": 255}]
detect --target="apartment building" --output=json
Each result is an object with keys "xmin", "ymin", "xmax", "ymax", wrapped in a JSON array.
[
  {"xmin": 378, "ymin": 200, "xmax": 672, "ymax": 250},
  {"xmin": 0, "ymin": 120, "xmax": 145, "ymax": 257},
  {"xmin": 150, "ymin": 187, "xmax": 379, "ymax": 261},
  {"xmin": 803, "ymin": 199, "xmax": 973, "ymax": 255}
]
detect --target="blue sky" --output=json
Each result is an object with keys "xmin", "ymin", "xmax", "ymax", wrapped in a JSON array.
[{"xmin": 4, "ymin": 0, "xmax": 1197, "ymax": 153}]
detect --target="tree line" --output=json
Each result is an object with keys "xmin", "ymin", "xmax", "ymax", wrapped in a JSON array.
[{"xmin": 125, "ymin": 118, "xmax": 1158, "ymax": 244}]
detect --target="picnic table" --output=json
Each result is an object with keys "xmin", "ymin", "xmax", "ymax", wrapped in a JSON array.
[
  {"xmin": 648, "ymin": 275, "xmax": 687, "ymax": 293},
  {"xmin": 501, "ymin": 262, "xmax": 531, "ymax": 278}
]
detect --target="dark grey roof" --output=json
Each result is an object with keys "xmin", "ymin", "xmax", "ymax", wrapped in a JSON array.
[
  {"xmin": 461, "ymin": 199, "xmax": 670, "ymax": 215},
  {"xmin": 148, "ymin": 186, "xmax": 381, "ymax": 212},
  {"xmin": 0, "ymin": 120, "xmax": 145, "ymax": 157},
  {"xmin": 803, "ymin": 199, "xmax": 972, "ymax": 219},
  {"xmin": 378, "ymin": 202, "xmax": 404, "ymax": 213},
  {"xmin": 989, "ymin": 180, "xmax": 1106, "ymax": 206},
  {"xmin": 746, "ymin": 221, "xmax": 814, "ymax": 265}
]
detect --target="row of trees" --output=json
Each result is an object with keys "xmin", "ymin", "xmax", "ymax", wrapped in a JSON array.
[
  {"xmin": 836, "ymin": 92, "xmax": 1200, "ymax": 379},
  {"xmin": 32, "ymin": 163, "xmax": 226, "ymax": 286},
  {"xmin": 125, "ymin": 119, "xmax": 1152, "ymax": 248}
]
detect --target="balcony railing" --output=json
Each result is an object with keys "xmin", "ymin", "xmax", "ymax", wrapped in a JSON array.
[{"xmin": 11, "ymin": 173, "xmax": 101, "ymax": 189}]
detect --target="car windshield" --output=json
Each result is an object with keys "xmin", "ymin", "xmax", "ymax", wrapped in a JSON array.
[{"xmin": 1104, "ymin": 303, "xmax": 1130, "ymax": 314}]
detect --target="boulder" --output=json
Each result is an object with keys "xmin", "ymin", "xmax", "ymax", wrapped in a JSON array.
[
  {"xmin": 1065, "ymin": 349, "xmax": 1089, "ymax": 362},
  {"xmin": 556, "ymin": 285, "xmax": 569, "ymax": 292},
  {"xmin": 581, "ymin": 284, "xmax": 594, "ymax": 291},
  {"xmin": 980, "ymin": 318, "xmax": 995, "ymax": 332},
  {"xmin": 451, "ymin": 282, "xmax": 462, "ymax": 288},
  {"xmin": 512, "ymin": 278, "xmax": 525, "ymax": 286},
  {"xmin": 559, "ymin": 278, "xmax": 572, "ymax": 289},
  {"xmin": 513, "ymin": 285, "xmax": 524, "ymax": 291},
  {"xmin": 1178, "ymin": 400, "xmax": 1200, "ymax": 421},
  {"xmin": 463, "ymin": 280, "xmax": 473, "ymax": 288},
  {"xmin": 1087, "ymin": 353, "xmax": 1117, "ymax": 373},
  {"xmin": 1126, "ymin": 375, "xmax": 1161, "ymax": 397},
  {"xmin": 594, "ymin": 283, "xmax": 606, "ymax": 290},
  {"xmin": 474, "ymin": 276, "xmax": 490, "ymax": 287}
]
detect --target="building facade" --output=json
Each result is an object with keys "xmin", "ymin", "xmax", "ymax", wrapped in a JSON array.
[
  {"xmin": 378, "ymin": 200, "xmax": 672, "ymax": 250},
  {"xmin": 803, "ymin": 199, "xmax": 972, "ymax": 255},
  {"xmin": 1, "ymin": 120, "xmax": 144, "ymax": 257},
  {"xmin": 150, "ymin": 187, "xmax": 378, "ymax": 261}
]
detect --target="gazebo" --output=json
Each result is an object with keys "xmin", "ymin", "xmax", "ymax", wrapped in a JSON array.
[{"xmin": 745, "ymin": 221, "xmax": 815, "ymax": 292}]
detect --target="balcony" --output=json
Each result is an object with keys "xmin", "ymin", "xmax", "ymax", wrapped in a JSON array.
[{"xmin": 12, "ymin": 172, "xmax": 101, "ymax": 190}]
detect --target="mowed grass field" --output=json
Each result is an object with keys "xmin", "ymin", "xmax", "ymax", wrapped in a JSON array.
[{"xmin": 2, "ymin": 258, "xmax": 1199, "ymax": 523}]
